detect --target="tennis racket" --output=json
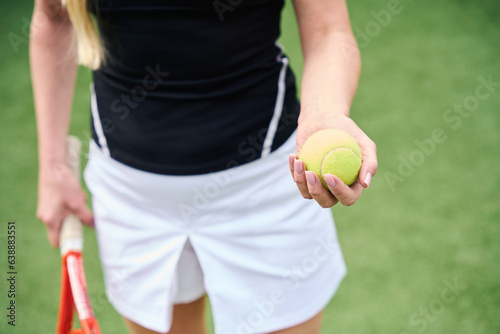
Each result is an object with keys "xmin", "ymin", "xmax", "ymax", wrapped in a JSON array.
[{"xmin": 56, "ymin": 136, "xmax": 102, "ymax": 334}]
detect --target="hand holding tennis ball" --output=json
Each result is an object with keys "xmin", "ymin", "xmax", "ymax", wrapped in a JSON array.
[
  {"xmin": 290, "ymin": 122, "xmax": 377, "ymax": 208},
  {"xmin": 299, "ymin": 129, "xmax": 362, "ymax": 187}
]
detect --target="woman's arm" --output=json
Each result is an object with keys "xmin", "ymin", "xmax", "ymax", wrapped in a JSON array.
[
  {"xmin": 290, "ymin": 0, "xmax": 378, "ymax": 207},
  {"xmin": 31, "ymin": 0, "xmax": 93, "ymax": 247}
]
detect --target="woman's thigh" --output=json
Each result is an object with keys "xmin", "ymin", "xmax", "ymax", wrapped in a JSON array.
[
  {"xmin": 124, "ymin": 296, "xmax": 208, "ymax": 334},
  {"xmin": 270, "ymin": 312, "xmax": 322, "ymax": 334},
  {"xmin": 124, "ymin": 304, "xmax": 321, "ymax": 334}
]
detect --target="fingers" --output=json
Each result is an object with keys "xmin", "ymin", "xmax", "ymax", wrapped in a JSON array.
[
  {"xmin": 304, "ymin": 171, "xmax": 338, "ymax": 208},
  {"xmin": 37, "ymin": 209, "xmax": 65, "ymax": 248},
  {"xmin": 291, "ymin": 156, "xmax": 313, "ymax": 199},
  {"xmin": 291, "ymin": 155, "xmax": 367, "ymax": 207},
  {"xmin": 38, "ymin": 191, "xmax": 94, "ymax": 248},
  {"xmin": 47, "ymin": 227, "xmax": 60, "ymax": 248},
  {"xmin": 290, "ymin": 155, "xmax": 338, "ymax": 207},
  {"xmin": 40, "ymin": 206, "xmax": 94, "ymax": 248},
  {"xmin": 74, "ymin": 204, "xmax": 95, "ymax": 227},
  {"xmin": 324, "ymin": 174, "xmax": 364, "ymax": 206},
  {"xmin": 67, "ymin": 192, "xmax": 95, "ymax": 227},
  {"xmin": 358, "ymin": 139, "xmax": 378, "ymax": 189},
  {"xmin": 288, "ymin": 154, "xmax": 296, "ymax": 178}
]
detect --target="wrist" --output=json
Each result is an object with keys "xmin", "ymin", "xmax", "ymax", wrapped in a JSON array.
[
  {"xmin": 298, "ymin": 107, "xmax": 350, "ymax": 125},
  {"xmin": 39, "ymin": 158, "xmax": 70, "ymax": 179},
  {"xmin": 37, "ymin": 141, "xmax": 66, "ymax": 174}
]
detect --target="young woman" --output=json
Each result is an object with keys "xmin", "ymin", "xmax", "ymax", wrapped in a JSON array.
[{"xmin": 31, "ymin": 0, "xmax": 377, "ymax": 333}]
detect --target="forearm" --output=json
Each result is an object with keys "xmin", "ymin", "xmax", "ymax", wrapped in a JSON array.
[
  {"xmin": 30, "ymin": 3, "xmax": 77, "ymax": 173},
  {"xmin": 299, "ymin": 29, "xmax": 361, "ymax": 123}
]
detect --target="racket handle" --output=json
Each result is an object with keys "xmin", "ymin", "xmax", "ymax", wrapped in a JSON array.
[{"xmin": 60, "ymin": 136, "xmax": 84, "ymax": 253}]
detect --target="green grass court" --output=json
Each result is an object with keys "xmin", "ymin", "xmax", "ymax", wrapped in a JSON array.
[{"xmin": 1, "ymin": 0, "xmax": 499, "ymax": 333}]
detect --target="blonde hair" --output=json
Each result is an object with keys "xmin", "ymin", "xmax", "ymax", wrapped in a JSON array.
[{"xmin": 62, "ymin": 0, "xmax": 105, "ymax": 69}]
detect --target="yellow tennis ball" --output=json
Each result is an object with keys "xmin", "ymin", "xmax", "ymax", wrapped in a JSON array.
[{"xmin": 299, "ymin": 129, "xmax": 362, "ymax": 187}]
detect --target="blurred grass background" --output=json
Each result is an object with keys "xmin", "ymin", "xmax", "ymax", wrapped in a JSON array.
[{"xmin": 1, "ymin": 0, "xmax": 499, "ymax": 333}]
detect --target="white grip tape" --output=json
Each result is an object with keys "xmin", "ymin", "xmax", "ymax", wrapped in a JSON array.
[{"xmin": 60, "ymin": 237, "xmax": 84, "ymax": 256}]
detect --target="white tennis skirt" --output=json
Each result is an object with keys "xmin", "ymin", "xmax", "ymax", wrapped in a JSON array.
[{"xmin": 83, "ymin": 133, "xmax": 347, "ymax": 334}]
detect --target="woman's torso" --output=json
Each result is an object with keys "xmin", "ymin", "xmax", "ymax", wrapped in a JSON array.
[{"xmin": 89, "ymin": 0, "xmax": 300, "ymax": 175}]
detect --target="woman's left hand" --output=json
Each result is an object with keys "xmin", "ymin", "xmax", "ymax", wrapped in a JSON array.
[{"xmin": 289, "ymin": 114, "xmax": 378, "ymax": 208}]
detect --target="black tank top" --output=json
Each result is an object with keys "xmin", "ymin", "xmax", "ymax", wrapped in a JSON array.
[{"xmin": 88, "ymin": 0, "xmax": 300, "ymax": 175}]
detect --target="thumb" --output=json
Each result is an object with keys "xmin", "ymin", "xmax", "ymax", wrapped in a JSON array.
[{"xmin": 358, "ymin": 142, "xmax": 378, "ymax": 188}]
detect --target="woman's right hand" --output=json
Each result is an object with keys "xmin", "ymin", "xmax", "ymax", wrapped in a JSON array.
[{"xmin": 36, "ymin": 163, "xmax": 94, "ymax": 248}]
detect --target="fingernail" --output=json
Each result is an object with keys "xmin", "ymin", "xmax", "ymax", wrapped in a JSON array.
[
  {"xmin": 324, "ymin": 174, "xmax": 336, "ymax": 188},
  {"xmin": 364, "ymin": 172, "xmax": 372, "ymax": 188},
  {"xmin": 305, "ymin": 171, "xmax": 316, "ymax": 186},
  {"xmin": 294, "ymin": 159, "xmax": 304, "ymax": 174},
  {"xmin": 289, "ymin": 154, "xmax": 295, "ymax": 167}
]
